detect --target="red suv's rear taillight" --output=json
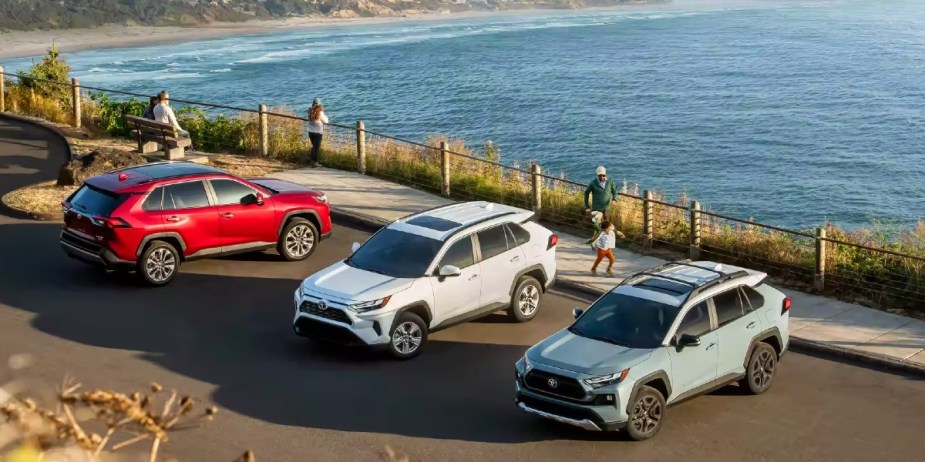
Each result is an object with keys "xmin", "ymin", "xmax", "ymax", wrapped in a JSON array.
[
  {"xmin": 548, "ymin": 234, "xmax": 558, "ymax": 250},
  {"xmin": 782, "ymin": 297, "xmax": 792, "ymax": 314},
  {"xmin": 91, "ymin": 216, "xmax": 131, "ymax": 229}
]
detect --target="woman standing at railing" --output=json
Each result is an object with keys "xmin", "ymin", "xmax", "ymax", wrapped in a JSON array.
[{"xmin": 307, "ymin": 98, "xmax": 329, "ymax": 168}]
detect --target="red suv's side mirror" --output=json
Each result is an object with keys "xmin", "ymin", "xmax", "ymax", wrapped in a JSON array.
[{"xmin": 242, "ymin": 193, "xmax": 263, "ymax": 206}]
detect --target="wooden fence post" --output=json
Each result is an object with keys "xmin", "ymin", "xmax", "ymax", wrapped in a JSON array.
[
  {"xmin": 71, "ymin": 78, "xmax": 81, "ymax": 128},
  {"xmin": 0, "ymin": 66, "xmax": 5, "ymax": 113},
  {"xmin": 815, "ymin": 227, "xmax": 826, "ymax": 291},
  {"xmin": 690, "ymin": 200, "xmax": 701, "ymax": 260},
  {"xmin": 258, "ymin": 104, "xmax": 268, "ymax": 156},
  {"xmin": 643, "ymin": 190, "xmax": 654, "ymax": 249},
  {"xmin": 356, "ymin": 120, "xmax": 366, "ymax": 174},
  {"xmin": 440, "ymin": 141, "xmax": 450, "ymax": 197},
  {"xmin": 531, "ymin": 162, "xmax": 542, "ymax": 215}
]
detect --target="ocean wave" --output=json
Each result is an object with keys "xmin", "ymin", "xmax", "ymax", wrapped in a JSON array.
[{"xmin": 210, "ymin": 68, "xmax": 232, "ymax": 73}]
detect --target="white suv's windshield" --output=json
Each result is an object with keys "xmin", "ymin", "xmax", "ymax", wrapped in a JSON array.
[
  {"xmin": 570, "ymin": 292, "xmax": 682, "ymax": 349},
  {"xmin": 345, "ymin": 229, "xmax": 443, "ymax": 278}
]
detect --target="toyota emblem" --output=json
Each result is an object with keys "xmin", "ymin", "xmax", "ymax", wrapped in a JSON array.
[
  {"xmin": 318, "ymin": 300, "xmax": 327, "ymax": 311},
  {"xmin": 547, "ymin": 378, "xmax": 558, "ymax": 389}
]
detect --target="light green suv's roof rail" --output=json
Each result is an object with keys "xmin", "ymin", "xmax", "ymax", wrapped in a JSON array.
[{"xmin": 616, "ymin": 260, "xmax": 751, "ymax": 306}]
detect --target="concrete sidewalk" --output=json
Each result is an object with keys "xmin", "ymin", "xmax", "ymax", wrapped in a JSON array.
[{"xmin": 269, "ymin": 167, "xmax": 925, "ymax": 373}]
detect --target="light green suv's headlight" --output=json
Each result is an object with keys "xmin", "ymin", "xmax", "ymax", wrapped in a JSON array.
[
  {"xmin": 583, "ymin": 369, "xmax": 630, "ymax": 389},
  {"xmin": 523, "ymin": 355, "xmax": 534, "ymax": 374}
]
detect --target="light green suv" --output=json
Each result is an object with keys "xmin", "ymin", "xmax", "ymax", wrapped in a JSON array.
[{"xmin": 514, "ymin": 260, "xmax": 791, "ymax": 441}]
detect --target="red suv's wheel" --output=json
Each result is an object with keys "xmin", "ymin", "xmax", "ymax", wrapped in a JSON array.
[
  {"xmin": 278, "ymin": 218, "xmax": 319, "ymax": 261},
  {"xmin": 137, "ymin": 241, "xmax": 180, "ymax": 286}
]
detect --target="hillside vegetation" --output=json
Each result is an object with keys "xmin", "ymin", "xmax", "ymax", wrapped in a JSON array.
[{"xmin": 0, "ymin": 0, "xmax": 653, "ymax": 31}]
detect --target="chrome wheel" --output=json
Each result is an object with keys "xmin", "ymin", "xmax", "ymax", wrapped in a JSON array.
[
  {"xmin": 750, "ymin": 348, "xmax": 776, "ymax": 390},
  {"xmin": 391, "ymin": 322, "xmax": 423, "ymax": 355},
  {"xmin": 518, "ymin": 284, "xmax": 540, "ymax": 316},
  {"xmin": 145, "ymin": 248, "xmax": 176, "ymax": 283},
  {"xmin": 285, "ymin": 224, "xmax": 315, "ymax": 258},
  {"xmin": 630, "ymin": 394, "xmax": 663, "ymax": 436}
]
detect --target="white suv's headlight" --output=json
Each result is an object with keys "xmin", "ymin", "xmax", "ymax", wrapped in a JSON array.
[
  {"xmin": 583, "ymin": 369, "xmax": 630, "ymax": 389},
  {"xmin": 350, "ymin": 295, "xmax": 392, "ymax": 313}
]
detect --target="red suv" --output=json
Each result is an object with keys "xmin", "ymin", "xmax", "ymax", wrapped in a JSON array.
[{"xmin": 60, "ymin": 161, "xmax": 332, "ymax": 286}]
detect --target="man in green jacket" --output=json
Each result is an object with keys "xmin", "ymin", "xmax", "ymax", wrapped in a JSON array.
[{"xmin": 584, "ymin": 166, "xmax": 619, "ymax": 244}]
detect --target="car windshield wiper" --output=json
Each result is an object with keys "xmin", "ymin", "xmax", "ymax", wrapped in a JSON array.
[
  {"xmin": 568, "ymin": 325, "xmax": 585, "ymax": 336},
  {"xmin": 581, "ymin": 333, "xmax": 629, "ymax": 347},
  {"xmin": 362, "ymin": 267, "xmax": 391, "ymax": 277}
]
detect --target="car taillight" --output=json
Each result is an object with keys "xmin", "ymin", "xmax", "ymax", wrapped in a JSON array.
[
  {"xmin": 782, "ymin": 297, "xmax": 791, "ymax": 314},
  {"xmin": 91, "ymin": 216, "xmax": 130, "ymax": 229},
  {"xmin": 548, "ymin": 234, "xmax": 558, "ymax": 250}
]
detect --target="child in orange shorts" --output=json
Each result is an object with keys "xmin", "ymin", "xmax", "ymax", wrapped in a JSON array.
[{"xmin": 592, "ymin": 221, "xmax": 616, "ymax": 276}]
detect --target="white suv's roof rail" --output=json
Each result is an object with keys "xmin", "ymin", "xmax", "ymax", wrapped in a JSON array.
[{"xmin": 393, "ymin": 201, "xmax": 532, "ymax": 241}]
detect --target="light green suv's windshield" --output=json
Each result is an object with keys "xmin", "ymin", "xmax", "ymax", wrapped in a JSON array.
[{"xmin": 570, "ymin": 292, "xmax": 681, "ymax": 349}]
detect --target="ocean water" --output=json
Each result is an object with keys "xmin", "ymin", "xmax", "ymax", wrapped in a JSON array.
[{"xmin": 6, "ymin": 0, "xmax": 925, "ymax": 230}]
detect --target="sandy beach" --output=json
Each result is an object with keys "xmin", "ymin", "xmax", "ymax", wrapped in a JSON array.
[{"xmin": 0, "ymin": 9, "xmax": 575, "ymax": 60}]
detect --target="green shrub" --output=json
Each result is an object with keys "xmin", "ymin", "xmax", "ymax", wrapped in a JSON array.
[
  {"xmin": 91, "ymin": 92, "xmax": 146, "ymax": 136},
  {"xmin": 16, "ymin": 44, "xmax": 71, "ymax": 103}
]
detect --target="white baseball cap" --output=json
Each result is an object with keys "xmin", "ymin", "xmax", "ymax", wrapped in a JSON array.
[{"xmin": 596, "ymin": 166, "xmax": 607, "ymax": 176}]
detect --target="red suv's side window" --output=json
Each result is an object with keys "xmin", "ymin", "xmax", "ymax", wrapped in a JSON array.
[
  {"xmin": 142, "ymin": 187, "xmax": 165, "ymax": 211},
  {"xmin": 164, "ymin": 181, "xmax": 210, "ymax": 209}
]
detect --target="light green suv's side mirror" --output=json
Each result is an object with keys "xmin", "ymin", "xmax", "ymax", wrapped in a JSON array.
[{"xmin": 572, "ymin": 308, "xmax": 584, "ymax": 319}]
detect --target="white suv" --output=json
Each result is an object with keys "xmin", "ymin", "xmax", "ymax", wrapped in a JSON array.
[{"xmin": 292, "ymin": 201, "xmax": 558, "ymax": 359}]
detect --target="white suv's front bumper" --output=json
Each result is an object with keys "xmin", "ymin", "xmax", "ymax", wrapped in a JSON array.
[{"xmin": 292, "ymin": 289, "xmax": 393, "ymax": 347}]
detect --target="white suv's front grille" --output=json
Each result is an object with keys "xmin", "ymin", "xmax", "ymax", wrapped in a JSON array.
[{"xmin": 299, "ymin": 300, "xmax": 352, "ymax": 325}]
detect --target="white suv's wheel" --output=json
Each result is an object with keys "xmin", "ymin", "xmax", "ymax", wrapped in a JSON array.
[
  {"xmin": 387, "ymin": 312, "xmax": 428, "ymax": 360},
  {"xmin": 507, "ymin": 276, "xmax": 542, "ymax": 322}
]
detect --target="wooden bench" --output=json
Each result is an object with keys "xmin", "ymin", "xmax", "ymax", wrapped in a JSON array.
[{"xmin": 125, "ymin": 115, "xmax": 191, "ymax": 160}]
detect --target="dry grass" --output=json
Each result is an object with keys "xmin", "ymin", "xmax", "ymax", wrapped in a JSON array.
[
  {"xmin": 0, "ymin": 355, "xmax": 253, "ymax": 462},
  {"xmin": 3, "ymin": 181, "xmax": 76, "ymax": 216}
]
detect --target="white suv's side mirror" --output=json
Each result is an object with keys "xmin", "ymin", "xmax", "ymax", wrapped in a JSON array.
[
  {"xmin": 351, "ymin": 242, "xmax": 361, "ymax": 253},
  {"xmin": 438, "ymin": 265, "xmax": 462, "ymax": 278}
]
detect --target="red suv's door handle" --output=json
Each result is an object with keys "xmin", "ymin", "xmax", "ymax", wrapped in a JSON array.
[
  {"xmin": 166, "ymin": 216, "xmax": 180, "ymax": 222},
  {"xmin": 221, "ymin": 213, "xmax": 235, "ymax": 219}
]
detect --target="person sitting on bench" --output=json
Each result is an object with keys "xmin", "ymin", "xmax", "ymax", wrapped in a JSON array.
[{"xmin": 153, "ymin": 91, "xmax": 191, "ymax": 141}]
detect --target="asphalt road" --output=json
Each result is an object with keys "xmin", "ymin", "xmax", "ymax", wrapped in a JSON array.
[{"xmin": 1, "ymin": 117, "xmax": 924, "ymax": 462}]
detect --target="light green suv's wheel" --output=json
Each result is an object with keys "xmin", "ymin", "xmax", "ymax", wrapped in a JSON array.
[
  {"xmin": 741, "ymin": 342, "xmax": 777, "ymax": 395},
  {"xmin": 626, "ymin": 385, "xmax": 665, "ymax": 441}
]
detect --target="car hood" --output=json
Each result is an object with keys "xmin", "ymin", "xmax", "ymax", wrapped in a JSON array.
[
  {"xmin": 527, "ymin": 329, "xmax": 654, "ymax": 377},
  {"xmin": 250, "ymin": 178, "xmax": 323, "ymax": 197},
  {"xmin": 303, "ymin": 261, "xmax": 414, "ymax": 302}
]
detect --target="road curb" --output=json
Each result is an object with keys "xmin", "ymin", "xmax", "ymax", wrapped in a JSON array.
[
  {"xmin": 0, "ymin": 112, "xmax": 76, "ymax": 161},
  {"xmin": 0, "ymin": 187, "xmax": 62, "ymax": 221},
  {"xmin": 788, "ymin": 337, "xmax": 925, "ymax": 377},
  {"xmin": 0, "ymin": 113, "xmax": 74, "ymax": 222}
]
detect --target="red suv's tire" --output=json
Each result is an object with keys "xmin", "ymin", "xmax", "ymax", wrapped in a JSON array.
[
  {"xmin": 278, "ymin": 218, "xmax": 319, "ymax": 261},
  {"xmin": 137, "ymin": 240, "xmax": 180, "ymax": 286}
]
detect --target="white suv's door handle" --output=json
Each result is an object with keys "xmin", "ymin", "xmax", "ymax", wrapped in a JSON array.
[
  {"xmin": 510, "ymin": 255, "xmax": 520, "ymax": 262},
  {"xmin": 468, "ymin": 274, "xmax": 479, "ymax": 281},
  {"xmin": 706, "ymin": 343, "xmax": 717, "ymax": 350},
  {"xmin": 166, "ymin": 216, "xmax": 180, "ymax": 222},
  {"xmin": 747, "ymin": 322, "xmax": 757, "ymax": 329}
]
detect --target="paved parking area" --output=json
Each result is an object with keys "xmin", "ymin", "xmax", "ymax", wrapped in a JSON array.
[{"xmin": 2, "ymin": 117, "xmax": 925, "ymax": 462}]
